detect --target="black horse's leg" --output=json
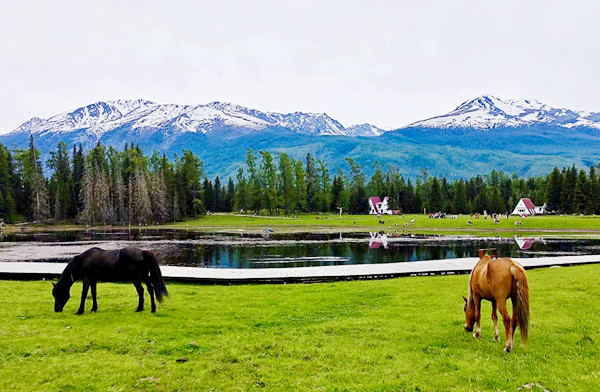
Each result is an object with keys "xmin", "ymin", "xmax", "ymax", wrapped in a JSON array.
[
  {"xmin": 90, "ymin": 281, "xmax": 98, "ymax": 312},
  {"xmin": 143, "ymin": 277, "xmax": 156, "ymax": 313},
  {"xmin": 76, "ymin": 280, "xmax": 90, "ymax": 315},
  {"xmin": 133, "ymin": 280, "xmax": 144, "ymax": 312}
]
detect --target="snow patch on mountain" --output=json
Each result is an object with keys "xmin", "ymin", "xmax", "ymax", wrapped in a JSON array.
[
  {"xmin": 9, "ymin": 100, "xmax": 359, "ymax": 138},
  {"xmin": 405, "ymin": 95, "xmax": 600, "ymax": 130},
  {"xmin": 346, "ymin": 123, "xmax": 386, "ymax": 137}
]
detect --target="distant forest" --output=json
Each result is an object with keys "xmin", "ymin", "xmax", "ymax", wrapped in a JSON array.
[{"xmin": 0, "ymin": 136, "xmax": 599, "ymax": 224}]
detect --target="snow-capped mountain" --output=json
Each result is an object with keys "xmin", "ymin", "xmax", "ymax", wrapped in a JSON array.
[
  {"xmin": 346, "ymin": 123, "xmax": 387, "ymax": 137},
  {"xmin": 406, "ymin": 95, "xmax": 600, "ymax": 130},
  {"xmin": 8, "ymin": 99, "xmax": 381, "ymax": 138}
]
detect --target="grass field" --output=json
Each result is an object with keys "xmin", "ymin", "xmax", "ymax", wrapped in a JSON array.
[
  {"xmin": 5, "ymin": 213, "xmax": 600, "ymax": 238},
  {"xmin": 164, "ymin": 213, "xmax": 600, "ymax": 237},
  {"xmin": 1, "ymin": 264, "xmax": 599, "ymax": 391}
]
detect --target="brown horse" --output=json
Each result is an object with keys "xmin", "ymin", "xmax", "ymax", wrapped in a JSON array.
[{"xmin": 463, "ymin": 255, "xmax": 529, "ymax": 352}]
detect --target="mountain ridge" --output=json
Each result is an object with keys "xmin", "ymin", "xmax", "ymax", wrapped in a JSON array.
[{"xmin": 2, "ymin": 95, "xmax": 600, "ymax": 180}]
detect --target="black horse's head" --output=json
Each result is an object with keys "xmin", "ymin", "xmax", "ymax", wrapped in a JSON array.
[{"xmin": 52, "ymin": 281, "xmax": 70, "ymax": 312}]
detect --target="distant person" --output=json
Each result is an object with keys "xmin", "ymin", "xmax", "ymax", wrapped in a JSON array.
[{"xmin": 0, "ymin": 218, "xmax": 4, "ymax": 231}]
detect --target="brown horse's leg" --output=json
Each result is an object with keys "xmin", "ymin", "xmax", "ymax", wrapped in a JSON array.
[
  {"xmin": 497, "ymin": 299, "xmax": 513, "ymax": 352},
  {"xmin": 133, "ymin": 280, "xmax": 145, "ymax": 312},
  {"xmin": 510, "ymin": 297, "xmax": 518, "ymax": 345},
  {"xmin": 143, "ymin": 277, "xmax": 156, "ymax": 313},
  {"xmin": 473, "ymin": 295, "xmax": 482, "ymax": 339},
  {"xmin": 90, "ymin": 281, "xmax": 98, "ymax": 312},
  {"xmin": 76, "ymin": 280, "xmax": 90, "ymax": 315},
  {"xmin": 491, "ymin": 299, "xmax": 500, "ymax": 342}
]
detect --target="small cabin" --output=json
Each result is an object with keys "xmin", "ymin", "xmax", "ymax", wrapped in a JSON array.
[
  {"xmin": 512, "ymin": 198, "xmax": 546, "ymax": 216},
  {"xmin": 369, "ymin": 196, "xmax": 392, "ymax": 215}
]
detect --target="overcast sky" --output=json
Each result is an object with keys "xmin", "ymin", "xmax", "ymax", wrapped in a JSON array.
[{"xmin": 1, "ymin": 0, "xmax": 599, "ymax": 133}]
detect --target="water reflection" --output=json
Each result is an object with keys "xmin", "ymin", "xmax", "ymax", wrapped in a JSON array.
[{"xmin": 1, "ymin": 229, "xmax": 598, "ymax": 268}]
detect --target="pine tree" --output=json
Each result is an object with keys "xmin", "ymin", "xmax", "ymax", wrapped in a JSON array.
[
  {"xmin": 316, "ymin": 159, "xmax": 331, "ymax": 212},
  {"xmin": 203, "ymin": 178, "xmax": 215, "ymax": 212},
  {"xmin": 149, "ymin": 167, "xmax": 169, "ymax": 223},
  {"xmin": 294, "ymin": 160, "xmax": 307, "ymax": 211},
  {"xmin": 259, "ymin": 151, "xmax": 278, "ymax": 214},
  {"xmin": 72, "ymin": 144, "xmax": 85, "ymax": 214},
  {"xmin": 48, "ymin": 142, "xmax": 73, "ymax": 220},
  {"xmin": 28, "ymin": 136, "xmax": 50, "ymax": 221},
  {"xmin": 278, "ymin": 153, "xmax": 295, "ymax": 215},
  {"xmin": 545, "ymin": 167, "xmax": 562, "ymax": 213},
  {"xmin": 573, "ymin": 170, "xmax": 591, "ymax": 214},
  {"xmin": 346, "ymin": 158, "xmax": 367, "ymax": 214},
  {"xmin": 225, "ymin": 177, "xmax": 235, "ymax": 212},
  {"xmin": 305, "ymin": 153, "xmax": 318, "ymax": 212},
  {"xmin": 213, "ymin": 176, "xmax": 223, "ymax": 211},
  {"xmin": 131, "ymin": 167, "xmax": 152, "ymax": 224},
  {"xmin": 0, "ymin": 144, "xmax": 17, "ymax": 222}
]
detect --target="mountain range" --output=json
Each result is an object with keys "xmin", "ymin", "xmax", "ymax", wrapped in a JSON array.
[{"xmin": 2, "ymin": 95, "xmax": 600, "ymax": 179}]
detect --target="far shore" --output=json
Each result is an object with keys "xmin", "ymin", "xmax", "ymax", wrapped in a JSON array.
[{"xmin": 2, "ymin": 213, "xmax": 599, "ymax": 238}]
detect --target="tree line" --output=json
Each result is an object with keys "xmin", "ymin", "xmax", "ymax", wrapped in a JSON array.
[{"xmin": 1, "ymin": 137, "xmax": 599, "ymax": 224}]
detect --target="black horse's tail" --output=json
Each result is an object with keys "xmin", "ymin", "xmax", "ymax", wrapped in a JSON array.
[{"xmin": 143, "ymin": 250, "xmax": 168, "ymax": 302}]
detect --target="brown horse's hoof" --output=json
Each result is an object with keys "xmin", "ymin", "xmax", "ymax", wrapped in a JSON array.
[
  {"xmin": 504, "ymin": 346, "xmax": 512, "ymax": 353},
  {"xmin": 493, "ymin": 335, "xmax": 500, "ymax": 342},
  {"xmin": 473, "ymin": 332, "xmax": 481, "ymax": 339},
  {"xmin": 136, "ymin": 308, "xmax": 143, "ymax": 312}
]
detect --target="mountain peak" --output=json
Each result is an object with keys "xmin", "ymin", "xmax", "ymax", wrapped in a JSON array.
[
  {"xmin": 8, "ymin": 99, "xmax": 355, "ymax": 137},
  {"xmin": 406, "ymin": 95, "xmax": 600, "ymax": 130}
]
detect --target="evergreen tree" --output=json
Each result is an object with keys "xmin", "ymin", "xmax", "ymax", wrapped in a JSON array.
[
  {"xmin": 47, "ymin": 142, "xmax": 73, "ymax": 220},
  {"xmin": 428, "ymin": 177, "xmax": 442, "ymax": 212},
  {"xmin": 203, "ymin": 178, "xmax": 215, "ymax": 212},
  {"xmin": 305, "ymin": 153, "xmax": 318, "ymax": 212},
  {"xmin": 573, "ymin": 170, "xmax": 591, "ymax": 214},
  {"xmin": 131, "ymin": 167, "xmax": 152, "ymax": 224},
  {"xmin": 294, "ymin": 160, "xmax": 307, "ymax": 211},
  {"xmin": 72, "ymin": 144, "xmax": 85, "ymax": 214},
  {"xmin": 225, "ymin": 177, "xmax": 235, "ymax": 212},
  {"xmin": 452, "ymin": 179, "xmax": 468, "ymax": 213},
  {"xmin": 346, "ymin": 158, "xmax": 367, "ymax": 214},
  {"xmin": 28, "ymin": 136, "xmax": 50, "ymax": 221},
  {"xmin": 278, "ymin": 153, "xmax": 295, "ymax": 215},
  {"xmin": 213, "ymin": 176, "xmax": 222, "ymax": 211},
  {"xmin": 316, "ymin": 159, "xmax": 331, "ymax": 212},
  {"xmin": 259, "ymin": 151, "xmax": 278, "ymax": 214},
  {"xmin": 545, "ymin": 167, "xmax": 562, "ymax": 213},
  {"xmin": 0, "ymin": 143, "xmax": 17, "ymax": 222}
]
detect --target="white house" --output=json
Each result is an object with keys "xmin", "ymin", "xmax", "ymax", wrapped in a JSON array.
[
  {"xmin": 369, "ymin": 197, "xmax": 392, "ymax": 215},
  {"xmin": 512, "ymin": 198, "xmax": 546, "ymax": 216}
]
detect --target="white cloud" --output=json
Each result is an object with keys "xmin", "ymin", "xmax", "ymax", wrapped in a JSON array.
[{"xmin": 1, "ymin": 0, "xmax": 599, "ymax": 133}]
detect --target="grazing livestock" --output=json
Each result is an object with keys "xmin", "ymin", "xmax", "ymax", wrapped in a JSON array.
[
  {"xmin": 52, "ymin": 247, "xmax": 168, "ymax": 314},
  {"xmin": 463, "ymin": 255, "xmax": 529, "ymax": 353}
]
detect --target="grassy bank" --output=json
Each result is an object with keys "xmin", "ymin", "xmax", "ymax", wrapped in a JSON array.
[
  {"xmin": 1, "ymin": 264, "xmax": 599, "ymax": 391},
  {"xmin": 4, "ymin": 214, "xmax": 600, "ymax": 238},
  {"xmin": 165, "ymin": 213, "xmax": 600, "ymax": 237}
]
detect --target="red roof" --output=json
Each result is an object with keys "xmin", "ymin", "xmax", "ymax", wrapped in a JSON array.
[
  {"xmin": 521, "ymin": 198, "xmax": 535, "ymax": 210},
  {"xmin": 370, "ymin": 197, "xmax": 382, "ymax": 205}
]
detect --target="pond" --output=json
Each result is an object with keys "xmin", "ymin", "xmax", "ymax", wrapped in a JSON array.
[{"xmin": 1, "ymin": 229, "xmax": 599, "ymax": 268}]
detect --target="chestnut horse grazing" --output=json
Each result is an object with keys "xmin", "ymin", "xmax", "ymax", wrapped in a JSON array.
[
  {"xmin": 463, "ymin": 255, "xmax": 529, "ymax": 352},
  {"xmin": 52, "ymin": 247, "xmax": 168, "ymax": 314}
]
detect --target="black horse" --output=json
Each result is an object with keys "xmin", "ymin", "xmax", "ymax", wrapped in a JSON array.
[{"xmin": 52, "ymin": 247, "xmax": 168, "ymax": 314}]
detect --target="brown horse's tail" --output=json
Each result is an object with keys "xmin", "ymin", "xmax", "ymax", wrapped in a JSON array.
[
  {"xmin": 511, "ymin": 264, "xmax": 530, "ymax": 345},
  {"xmin": 144, "ymin": 250, "xmax": 169, "ymax": 302}
]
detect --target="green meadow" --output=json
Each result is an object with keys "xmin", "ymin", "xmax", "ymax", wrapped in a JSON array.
[
  {"xmin": 1, "ymin": 264, "xmax": 599, "ymax": 391},
  {"xmin": 164, "ymin": 213, "xmax": 600, "ymax": 237}
]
